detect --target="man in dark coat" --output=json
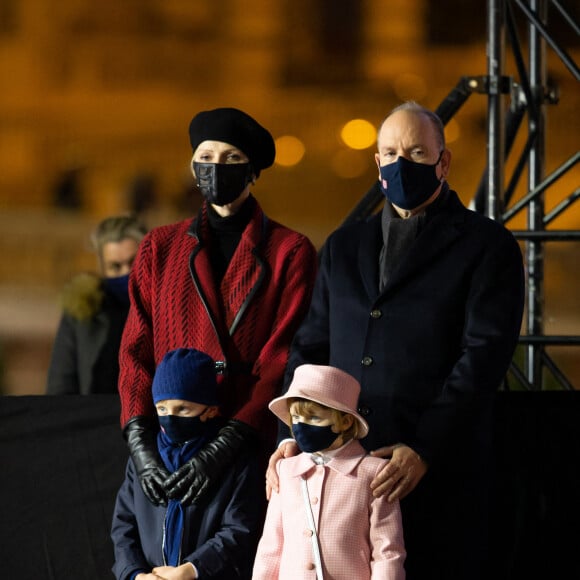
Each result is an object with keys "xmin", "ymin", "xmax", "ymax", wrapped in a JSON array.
[{"xmin": 268, "ymin": 101, "xmax": 525, "ymax": 579}]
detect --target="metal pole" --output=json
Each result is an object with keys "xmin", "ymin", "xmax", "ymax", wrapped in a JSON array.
[
  {"xmin": 525, "ymin": 0, "xmax": 547, "ymax": 388},
  {"xmin": 486, "ymin": 0, "xmax": 505, "ymax": 220}
]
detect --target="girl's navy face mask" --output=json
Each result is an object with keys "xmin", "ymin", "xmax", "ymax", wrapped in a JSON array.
[{"xmin": 292, "ymin": 422, "xmax": 338, "ymax": 453}]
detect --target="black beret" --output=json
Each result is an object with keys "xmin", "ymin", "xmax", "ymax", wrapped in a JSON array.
[{"xmin": 188, "ymin": 107, "xmax": 276, "ymax": 173}]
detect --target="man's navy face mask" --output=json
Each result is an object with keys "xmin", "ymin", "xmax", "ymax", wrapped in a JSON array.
[
  {"xmin": 193, "ymin": 162, "xmax": 253, "ymax": 206},
  {"xmin": 379, "ymin": 151, "xmax": 443, "ymax": 210},
  {"xmin": 292, "ymin": 422, "xmax": 339, "ymax": 453}
]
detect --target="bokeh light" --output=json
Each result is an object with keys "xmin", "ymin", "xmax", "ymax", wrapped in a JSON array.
[
  {"xmin": 274, "ymin": 135, "xmax": 306, "ymax": 167},
  {"xmin": 331, "ymin": 149, "xmax": 371, "ymax": 179},
  {"xmin": 340, "ymin": 119, "xmax": 377, "ymax": 150}
]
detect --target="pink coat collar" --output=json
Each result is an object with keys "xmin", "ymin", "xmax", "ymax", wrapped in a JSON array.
[{"xmin": 283, "ymin": 439, "xmax": 367, "ymax": 478}]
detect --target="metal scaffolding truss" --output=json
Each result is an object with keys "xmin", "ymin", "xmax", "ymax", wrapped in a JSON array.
[
  {"xmin": 485, "ymin": 0, "xmax": 579, "ymax": 391},
  {"xmin": 343, "ymin": 0, "xmax": 579, "ymax": 389}
]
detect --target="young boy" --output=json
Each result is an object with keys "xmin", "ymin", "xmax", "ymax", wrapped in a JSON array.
[
  {"xmin": 111, "ymin": 348, "xmax": 264, "ymax": 580},
  {"xmin": 252, "ymin": 364, "xmax": 406, "ymax": 580}
]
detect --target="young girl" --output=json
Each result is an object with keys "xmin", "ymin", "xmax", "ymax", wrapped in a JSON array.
[{"xmin": 252, "ymin": 364, "xmax": 406, "ymax": 580}]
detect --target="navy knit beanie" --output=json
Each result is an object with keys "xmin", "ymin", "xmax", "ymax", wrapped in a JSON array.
[
  {"xmin": 188, "ymin": 107, "xmax": 276, "ymax": 176},
  {"xmin": 152, "ymin": 348, "xmax": 219, "ymax": 406}
]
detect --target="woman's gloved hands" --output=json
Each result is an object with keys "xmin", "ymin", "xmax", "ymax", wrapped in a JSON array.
[
  {"xmin": 124, "ymin": 416, "xmax": 171, "ymax": 506},
  {"xmin": 163, "ymin": 419, "xmax": 256, "ymax": 506}
]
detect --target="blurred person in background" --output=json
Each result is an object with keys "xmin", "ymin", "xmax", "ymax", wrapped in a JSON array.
[{"xmin": 46, "ymin": 214, "xmax": 147, "ymax": 395}]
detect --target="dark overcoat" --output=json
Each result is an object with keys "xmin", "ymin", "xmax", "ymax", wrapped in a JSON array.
[
  {"xmin": 47, "ymin": 296, "xmax": 128, "ymax": 395},
  {"xmin": 287, "ymin": 189, "xmax": 525, "ymax": 579},
  {"xmin": 111, "ymin": 447, "xmax": 265, "ymax": 580}
]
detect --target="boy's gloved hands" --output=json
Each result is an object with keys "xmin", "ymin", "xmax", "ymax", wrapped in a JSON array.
[
  {"xmin": 163, "ymin": 419, "xmax": 256, "ymax": 506},
  {"xmin": 124, "ymin": 416, "xmax": 171, "ymax": 506}
]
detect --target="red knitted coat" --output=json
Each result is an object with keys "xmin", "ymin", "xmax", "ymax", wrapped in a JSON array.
[{"xmin": 118, "ymin": 201, "xmax": 318, "ymax": 448}]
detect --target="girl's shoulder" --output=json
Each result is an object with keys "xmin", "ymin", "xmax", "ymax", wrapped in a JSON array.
[{"xmin": 351, "ymin": 451, "xmax": 388, "ymax": 482}]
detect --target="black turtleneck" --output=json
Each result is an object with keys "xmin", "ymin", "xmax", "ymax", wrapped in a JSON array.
[{"xmin": 206, "ymin": 195, "xmax": 256, "ymax": 282}]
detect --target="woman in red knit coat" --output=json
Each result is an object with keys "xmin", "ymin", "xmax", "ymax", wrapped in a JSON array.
[{"xmin": 118, "ymin": 107, "xmax": 318, "ymax": 507}]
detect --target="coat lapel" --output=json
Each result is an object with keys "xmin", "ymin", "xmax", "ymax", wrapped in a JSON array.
[
  {"xmin": 220, "ymin": 206, "xmax": 268, "ymax": 335},
  {"xmin": 188, "ymin": 210, "xmax": 230, "ymax": 344},
  {"xmin": 379, "ymin": 191, "xmax": 467, "ymax": 298},
  {"xmin": 357, "ymin": 214, "xmax": 383, "ymax": 302},
  {"xmin": 285, "ymin": 440, "xmax": 367, "ymax": 478},
  {"xmin": 188, "ymin": 203, "xmax": 268, "ymax": 338}
]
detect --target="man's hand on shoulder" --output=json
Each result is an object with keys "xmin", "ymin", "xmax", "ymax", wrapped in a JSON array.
[{"xmin": 370, "ymin": 444, "xmax": 428, "ymax": 502}]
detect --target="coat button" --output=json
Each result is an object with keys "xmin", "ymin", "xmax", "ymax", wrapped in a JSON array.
[
  {"xmin": 361, "ymin": 356, "xmax": 373, "ymax": 366},
  {"xmin": 304, "ymin": 529, "xmax": 313, "ymax": 537},
  {"xmin": 370, "ymin": 309, "xmax": 382, "ymax": 319},
  {"xmin": 307, "ymin": 563, "xmax": 316, "ymax": 570},
  {"xmin": 311, "ymin": 496, "xmax": 319, "ymax": 504}
]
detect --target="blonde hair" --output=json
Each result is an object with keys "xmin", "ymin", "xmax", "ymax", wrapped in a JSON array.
[{"xmin": 287, "ymin": 398, "xmax": 359, "ymax": 442}]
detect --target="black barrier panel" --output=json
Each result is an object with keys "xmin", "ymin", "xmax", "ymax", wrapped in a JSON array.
[
  {"xmin": 0, "ymin": 393, "xmax": 579, "ymax": 579},
  {"xmin": 490, "ymin": 391, "xmax": 580, "ymax": 580},
  {"xmin": 0, "ymin": 395, "xmax": 127, "ymax": 580}
]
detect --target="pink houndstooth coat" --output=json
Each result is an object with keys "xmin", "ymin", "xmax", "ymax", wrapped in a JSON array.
[{"xmin": 252, "ymin": 439, "xmax": 406, "ymax": 579}]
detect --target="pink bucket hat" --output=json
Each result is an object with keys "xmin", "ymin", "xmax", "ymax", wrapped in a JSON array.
[{"xmin": 269, "ymin": 364, "xmax": 369, "ymax": 439}]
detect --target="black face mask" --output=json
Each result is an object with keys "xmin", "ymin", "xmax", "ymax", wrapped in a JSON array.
[
  {"xmin": 158, "ymin": 414, "xmax": 208, "ymax": 444},
  {"xmin": 292, "ymin": 422, "xmax": 339, "ymax": 453},
  {"xmin": 193, "ymin": 162, "xmax": 253, "ymax": 206},
  {"xmin": 379, "ymin": 152, "xmax": 444, "ymax": 210}
]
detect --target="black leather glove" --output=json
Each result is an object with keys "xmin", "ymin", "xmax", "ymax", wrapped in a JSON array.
[
  {"xmin": 124, "ymin": 416, "xmax": 171, "ymax": 506},
  {"xmin": 163, "ymin": 419, "xmax": 257, "ymax": 506}
]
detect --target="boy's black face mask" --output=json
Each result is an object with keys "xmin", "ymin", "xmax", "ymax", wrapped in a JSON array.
[
  {"xmin": 158, "ymin": 413, "xmax": 208, "ymax": 444},
  {"xmin": 193, "ymin": 162, "xmax": 253, "ymax": 206}
]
